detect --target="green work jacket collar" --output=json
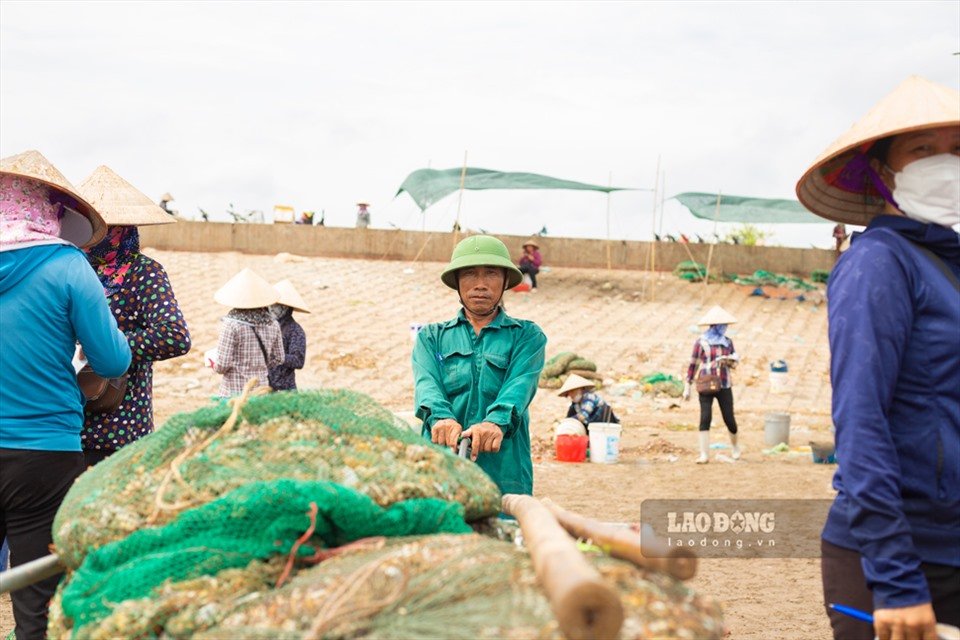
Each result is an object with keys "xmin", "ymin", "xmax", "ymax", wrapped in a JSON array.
[{"xmin": 443, "ymin": 307, "xmax": 521, "ymax": 331}]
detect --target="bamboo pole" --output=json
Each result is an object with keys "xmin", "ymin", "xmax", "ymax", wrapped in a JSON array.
[
  {"xmin": 605, "ymin": 171, "xmax": 612, "ymax": 270},
  {"xmin": 647, "ymin": 156, "xmax": 661, "ymax": 301},
  {"xmin": 502, "ymin": 494, "xmax": 624, "ymax": 640},
  {"xmin": 651, "ymin": 156, "xmax": 660, "ymax": 270},
  {"xmin": 453, "ymin": 151, "xmax": 468, "ymax": 248},
  {"xmin": 542, "ymin": 499, "xmax": 697, "ymax": 581},
  {"xmin": 658, "ymin": 169, "xmax": 667, "ymax": 237},
  {"xmin": 702, "ymin": 191, "xmax": 722, "ymax": 297}
]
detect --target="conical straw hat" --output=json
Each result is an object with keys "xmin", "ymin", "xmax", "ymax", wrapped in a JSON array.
[
  {"xmin": 77, "ymin": 166, "xmax": 175, "ymax": 226},
  {"xmin": 214, "ymin": 268, "xmax": 279, "ymax": 309},
  {"xmin": 160, "ymin": 192, "xmax": 174, "ymax": 201},
  {"xmin": 0, "ymin": 150, "xmax": 105, "ymax": 247},
  {"xmin": 522, "ymin": 238, "xmax": 540, "ymax": 249},
  {"xmin": 697, "ymin": 306, "xmax": 737, "ymax": 326},
  {"xmin": 557, "ymin": 374, "xmax": 596, "ymax": 397},
  {"xmin": 796, "ymin": 76, "xmax": 960, "ymax": 225},
  {"xmin": 273, "ymin": 279, "xmax": 311, "ymax": 313}
]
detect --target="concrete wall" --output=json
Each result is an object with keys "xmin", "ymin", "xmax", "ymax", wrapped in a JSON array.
[{"xmin": 140, "ymin": 221, "xmax": 836, "ymax": 275}]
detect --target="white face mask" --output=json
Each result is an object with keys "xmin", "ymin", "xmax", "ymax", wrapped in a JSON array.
[{"xmin": 892, "ymin": 154, "xmax": 960, "ymax": 228}]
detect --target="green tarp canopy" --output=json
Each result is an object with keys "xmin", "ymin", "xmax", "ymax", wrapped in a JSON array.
[
  {"xmin": 673, "ymin": 192, "xmax": 825, "ymax": 224},
  {"xmin": 396, "ymin": 167, "xmax": 635, "ymax": 211}
]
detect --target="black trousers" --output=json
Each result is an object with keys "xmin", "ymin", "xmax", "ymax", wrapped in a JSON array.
[
  {"xmin": 0, "ymin": 448, "xmax": 85, "ymax": 640},
  {"xmin": 519, "ymin": 264, "xmax": 538, "ymax": 288},
  {"xmin": 698, "ymin": 387, "xmax": 738, "ymax": 433},
  {"xmin": 82, "ymin": 448, "xmax": 113, "ymax": 467},
  {"xmin": 821, "ymin": 539, "xmax": 960, "ymax": 639}
]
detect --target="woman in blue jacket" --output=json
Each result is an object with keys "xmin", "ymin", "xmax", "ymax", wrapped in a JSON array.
[
  {"xmin": 0, "ymin": 151, "xmax": 131, "ymax": 639},
  {"xmin": 797, "ymin": 77, "xmax": 960, "ymax": 640}
]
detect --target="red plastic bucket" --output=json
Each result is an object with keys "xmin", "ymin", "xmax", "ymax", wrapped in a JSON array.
[{"xmin": 555, "ymin": 434, "xmax": 588, "ymax": 462}]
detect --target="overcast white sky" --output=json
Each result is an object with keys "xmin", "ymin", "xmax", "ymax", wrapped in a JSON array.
[{"xmin": 2, "ymin": 1, "xmax": 958, "ymax": 248}]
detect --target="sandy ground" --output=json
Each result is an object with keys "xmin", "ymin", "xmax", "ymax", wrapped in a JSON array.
[{"xmin": 1, "ymin": 249, "xmax": 838, "ymax": 639}]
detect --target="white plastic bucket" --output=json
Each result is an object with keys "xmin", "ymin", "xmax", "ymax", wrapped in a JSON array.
[
  {"xmin": 764, "ymin": 412, "xmax": 791, "ymax": 446},
  {"xmin": 588, "ymin": 423, "xmax": 622, "ymax": 464}
]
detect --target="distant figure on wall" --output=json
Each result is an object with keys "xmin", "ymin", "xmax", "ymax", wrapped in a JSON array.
[
  {"xmin": 356, "ymin": 202, "xmax": 371, "ymax": 228},
  {"xmin": 832, "ymin": 223, "xmax": 848, "ymax": 254},
  {"xmin": 518, "ymin": 239, "xmax": 542, "ymax": 291},
  {"xmin": 298, "ymin": 211, "xmax": 315, "ymax": 225},
  {"xmin": 159, "ymin": 192, "xmax": 175, "ymax": 216}
]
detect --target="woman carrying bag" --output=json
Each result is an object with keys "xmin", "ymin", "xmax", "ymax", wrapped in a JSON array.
[
  {"xmin": 682, "ymin": 306, "xmax": 741, "ymax": 464},
  {"xmin": 78, "ymin": 166, "xmax": 192, "ymax": 466},
  {"xmin": 212, "ymin": 268, "xmax": 284, "ymax": 398}
]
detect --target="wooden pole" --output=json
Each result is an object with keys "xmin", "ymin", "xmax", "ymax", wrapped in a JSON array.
[
  {"xmin": 702, "ymin": 191, "xmax": 722, "ymax": 297},
  {"xmin": 651, "ymin": 156, "xmax": 660, "ymax": 269},
  {"xmin": 502, "ymin": 494, "xmax": 624, "ymax": 640},
  {"xmin": 605, "ymin": 171, "xmax": 612, "ymax": 270},
  {"xmin": 542, "ymin": 499, "xmax": 697, "ymax": 581},
  {"xmin": 453, "ymin": 151, "xmax": 468, "ymax": 247},
  {"xmin": 658, "ymin": 168, "xmax": 667, "ymax": 237},
  {"xmin": 648, "ymin": 156, "xmax": 661, "ymax": 301}
]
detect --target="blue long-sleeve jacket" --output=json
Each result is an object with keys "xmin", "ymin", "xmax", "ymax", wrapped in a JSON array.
[
  {"xmin": 0, "ymin": 245, "xmax": 131, "ymax": 451},
  {"xmin": 822, "ymin": 215, "xmax": 960, "ymax": 609}
]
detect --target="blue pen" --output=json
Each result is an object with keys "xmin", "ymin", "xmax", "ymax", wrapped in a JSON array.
[{"xmin": 829, "ymin": 603, "xmax": 874, "ymax": 623}]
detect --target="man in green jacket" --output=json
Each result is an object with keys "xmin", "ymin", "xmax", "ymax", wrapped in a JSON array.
[{"xmin": 413, "ymin": 235, "xmax": 547, "ymax": 495}]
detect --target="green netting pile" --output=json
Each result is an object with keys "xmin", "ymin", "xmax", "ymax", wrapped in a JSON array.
[
  {"xmin": 672, "ymin": 261, "xmax": 729, "ymax": 283},
  {"xmin": 673, "ymin": 260, "xmax": 706, "ymax": 281},
  {"xmin": 50, "ymin": 534, "xmax": 725, "ymax": 639},
  {"xmin": 48, "ymin": 389, "xmax": 725, "ymax": 639},
  {"xmin": 640, "ymin": 373, "xmax": 684, "ymax": 398},
  {"xmin": 53, "ymin": 480, "xmax": 471, "ymax": 638},
  {"xmin": 538, "ymin": 351, "xmax": 602, "ymax": 389},
  {"xmin": 811, "ymin": 269, "xmax": 831, "ymax": 284},
  {"xmin": 53, "ymin": 390, "xmax": 500, "ymax": 570},
  {"xmin": 731, "ymin": 270, "xmax": 818, "ymax": 291}
]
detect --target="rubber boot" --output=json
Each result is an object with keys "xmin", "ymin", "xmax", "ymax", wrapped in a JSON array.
[
  {"xmin": 730, "ymin": 432, "xmax": 741, "ymax": 460},
  {"xmin": 696, "ymin": 431, "xmax": 710, "ymax": 464}
]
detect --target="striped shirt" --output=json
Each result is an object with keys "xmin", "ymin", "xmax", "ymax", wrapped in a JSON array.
[
  {"xmin": 566, "ymin": 391, "xmax": 618, "ymax": 426},
  {"xmin": 686, "ymin": 339, "xmax": 738, "ymax": 389}
]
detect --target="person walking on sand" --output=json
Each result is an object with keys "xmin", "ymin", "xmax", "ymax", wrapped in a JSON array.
[
  {"xmin": 212, "ymin": 268, "xmax": 284, "ymax": 398},
  {"xmin": 797, "ymin": 76, "xmax": 960, "ymax": 640},
  {"xmin": 268, "ymin": 279, "xmax": 310, "ymax": 391},
  {"xmin": 518, "ymin": 239, "xmax": 542, "ymax": 291},
  {"xmin": 682, "ymin": 306, "xmax": 741, "ymax": 464},
  {"xmin": 77, "ymin": 166, "xmax": 192, "ymax": 467},
  {"xmin": 0, "ymin": 150, "xmax": 131, "ymax": 639},
  {"xmin": 412, "ymin": 235, "xmax": 546, "ymax": 495},
  {"xmin": 557, "ymin": 374, "xmax": 618, "ymax": 435}
]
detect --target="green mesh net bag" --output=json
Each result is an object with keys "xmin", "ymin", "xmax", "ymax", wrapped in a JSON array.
[
  {"xmin": 49, "ymin": 479, "xmax": 475, "ymax": 638},
  {"xmin": 51, "ymin": 534, "xmax": 724, "ymax": 639},
  {"xmin": 53, "ymin": 389, "xmax": 501, "ymax": 570}
]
